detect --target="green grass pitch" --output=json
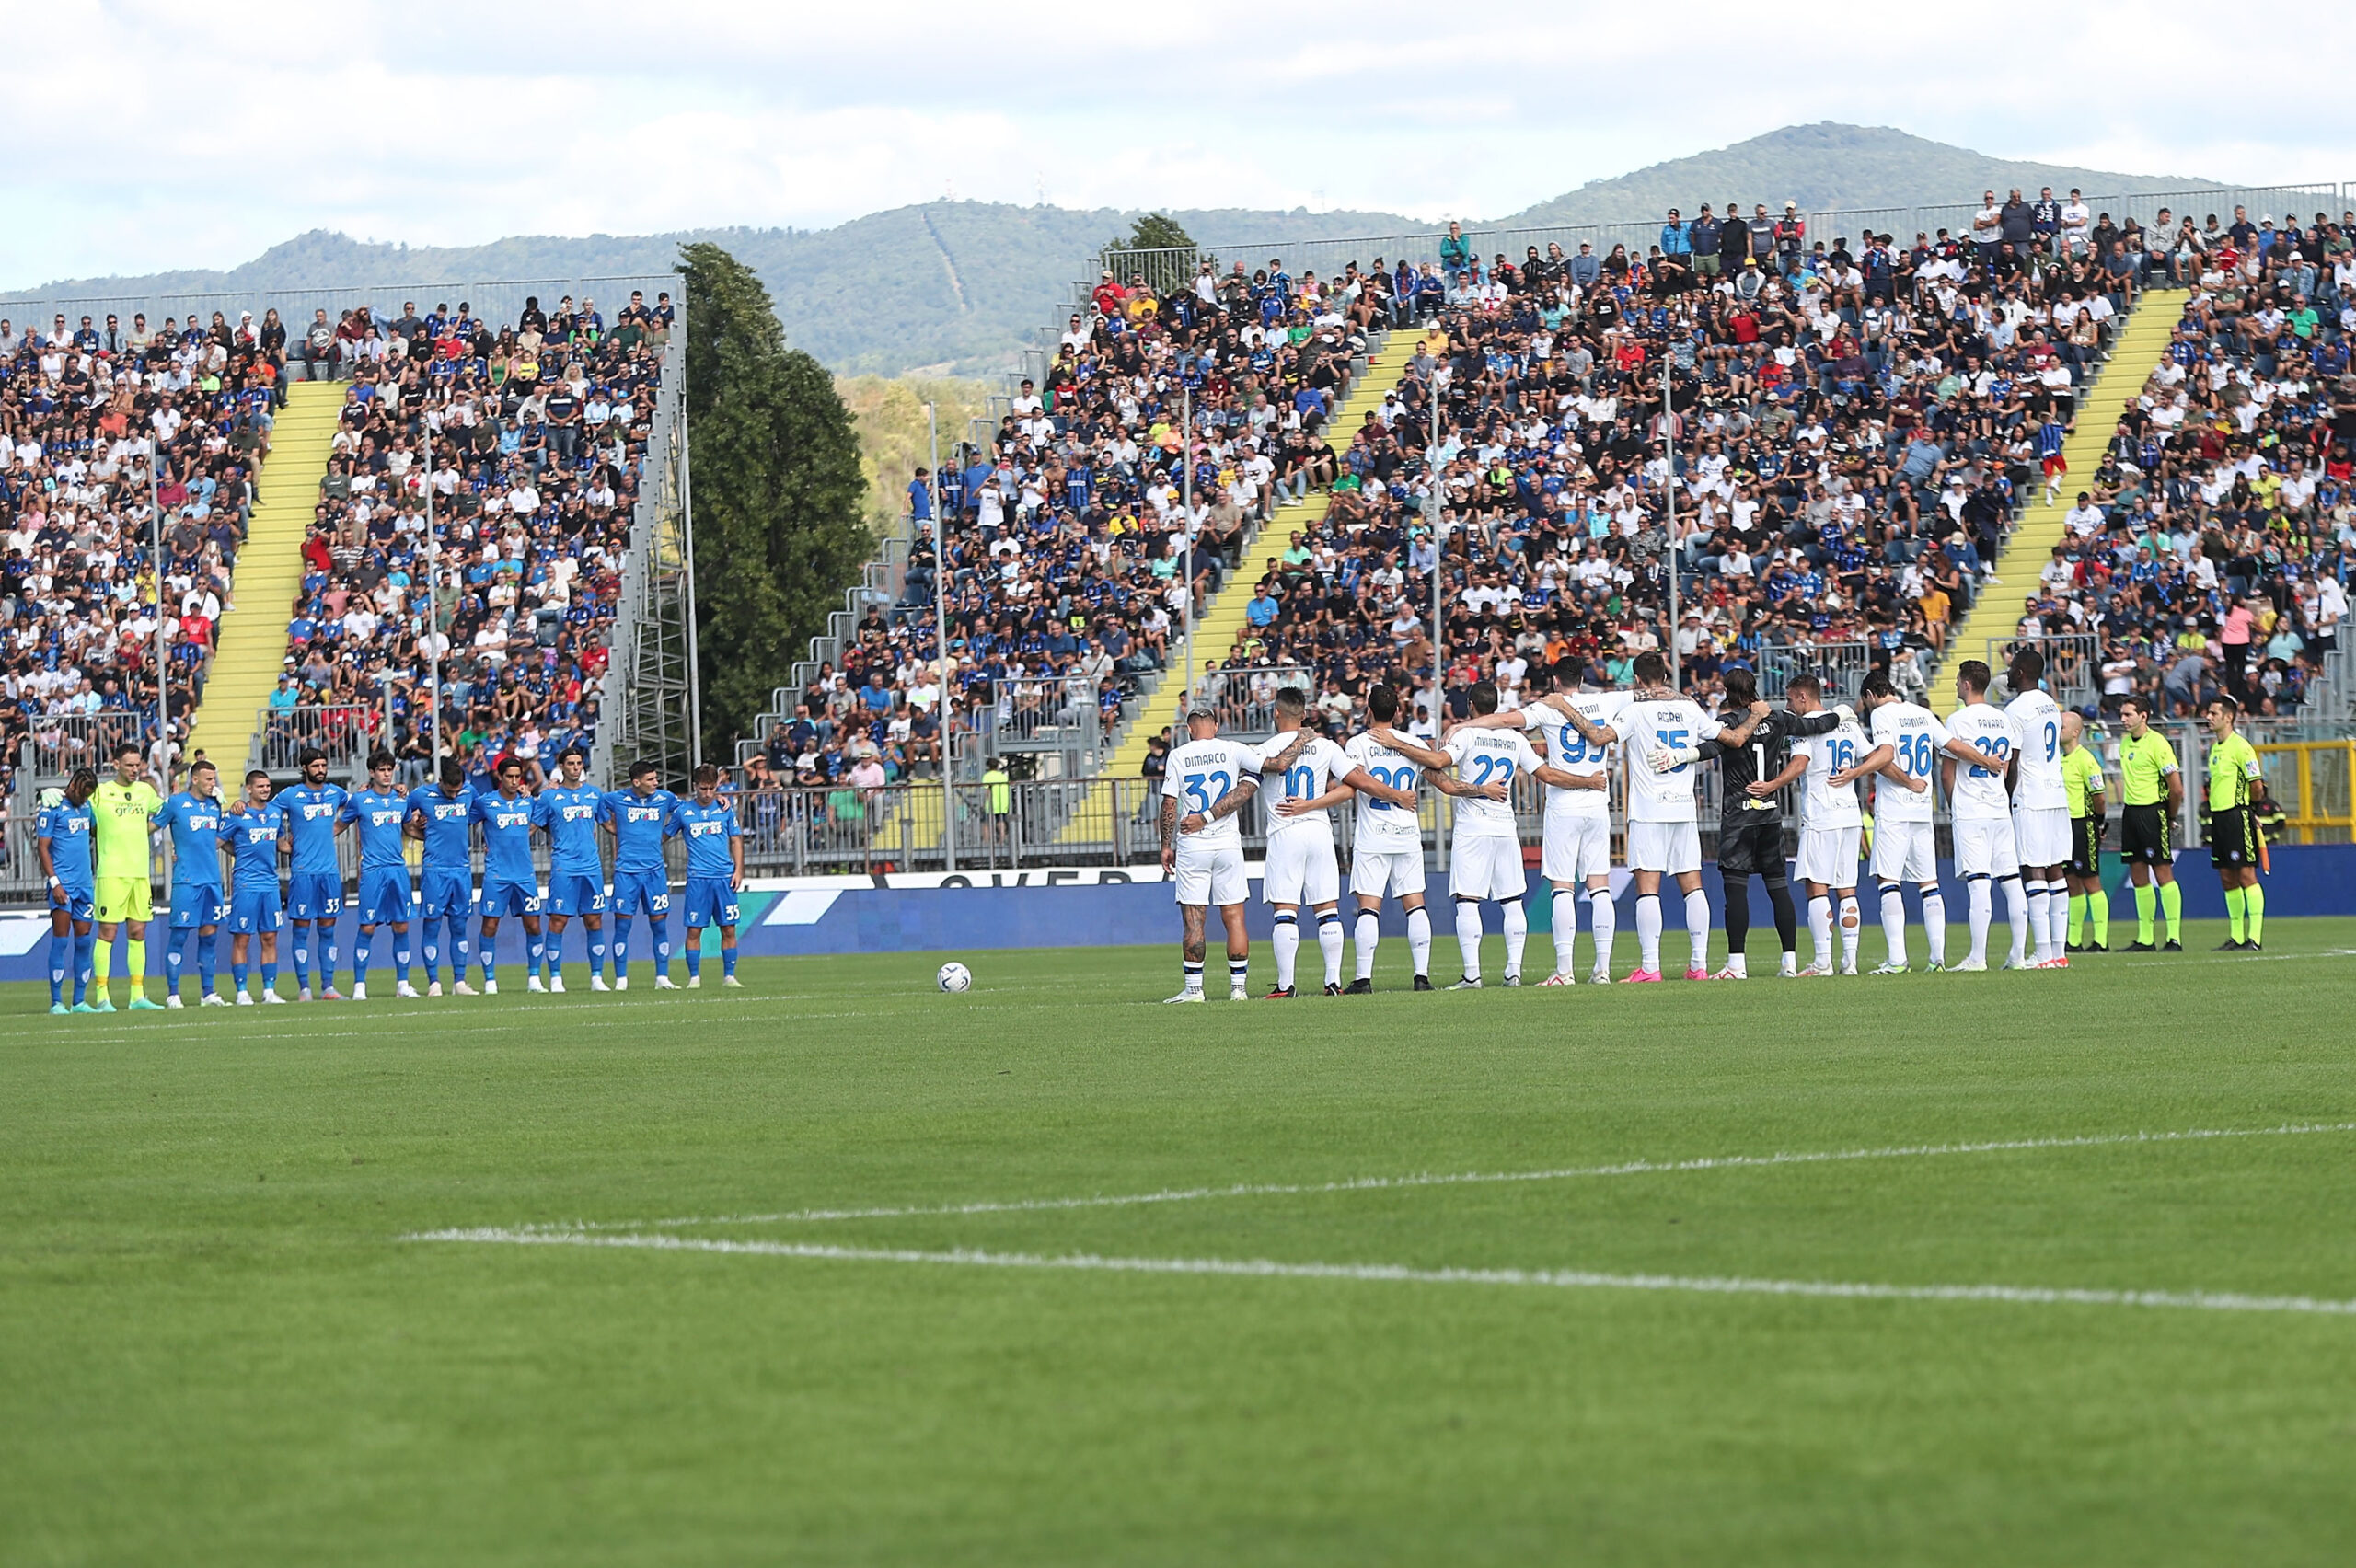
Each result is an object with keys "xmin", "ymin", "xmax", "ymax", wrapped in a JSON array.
[{"xmin": 6, "ymin": 918, "xmax": 2356, "ymax": 1565}]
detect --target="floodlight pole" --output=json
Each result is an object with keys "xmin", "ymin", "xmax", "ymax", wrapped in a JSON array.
[
  {"xmin": 1665, "ymin": 341, "xmax": 1679, "ymax": 692},
  {"xmin": 149, "ymin": 436, "xmax": 167, "ymax": 786},
  {"xmin": 425, "ymin": 429, "xmax": 440, "ymax": 776},
  {"xmin": 1181, "ymin": 380, "xmax": 1194, "ymax": 714},
  {"xmin": 929, "ymin": 400, "xmax": 954, "ymax": 875}
]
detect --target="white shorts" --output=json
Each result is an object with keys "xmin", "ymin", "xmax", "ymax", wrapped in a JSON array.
[
  {"xmin": 1264, "ymin": 830, "xmax": 1341, "ymax": 906},
  {"xmin": 2012, "ymin": 805, "xmax": 2071, "ymax": 869},
  {"xmin": 1349, "ymin": 846, "xmax": 1426, "ymax": 900},
  {"xmin": 1448, "ymin": 835, "xmax": 1527, "ymax": 902},
  {"xmin": 1796, "ymin": 824, "xmax": 1863, "ymax": 888},
  {"xmin": 1954, "ymin": 816, "xmax": 2020, "ymax": 880},
  {"xmin": 1541, "ymin": 813, "xmax": 1612, "ymax": 884},
  {"xmin": 1627, "ymin": 819, "xmax": 1703, "ymax": 876},
  {"xmin": 1870, "ymin": 818, "xmax": 1937, "ymax": 884},
  {"xmin": 1173, "ymin": 840, "xmax": 1249, "ymax": 906}
]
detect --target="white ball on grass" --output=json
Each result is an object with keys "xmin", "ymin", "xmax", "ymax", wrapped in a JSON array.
[{"xmin": 936, "ymin": 962, "xmax": 973, "ymax": 994}]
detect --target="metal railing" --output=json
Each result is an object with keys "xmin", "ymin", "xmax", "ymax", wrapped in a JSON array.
[
  {"xmin": 1191, "ymin": 665, "xmax": 1318, "ymax": 739},
  {"xmin": 248, "ymin": 703, "xmax": 380, "ymax": 778},
  {"xmin": 18, "ymin": 710, "xmax": 153, "ymax": 787}
]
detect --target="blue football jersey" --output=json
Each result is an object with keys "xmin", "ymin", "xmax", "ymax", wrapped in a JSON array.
[
  {"xmin": 156, "ymin": 791, "xmax": 225, "ymax": 889},
  {"xmin": 599, "ymin": 787, "xmax": 677, "ymax": 876},
  {"xmin": 469, "ymin": 790, "xmax": 538, "ymax": 882},
  {"xmin": 227, "ymin": 801, "xmax": 287, "ymax": 894},
  {"xmin": 279, "ymin": 782, "xmax": 349, "ymax": 875},
  {"xmin": 405, "ymin": 784, "xmax": 476, "ymax": 870},
  {"xmin": 341, "ymin": 788, "xmax": 411, "ymax": 871},
  {"xmin": 667, "ymin": 799, "xmax": 741, "ymax": 881},
  {"xmin": 535, "ymin": 783, "xmax": 605, "ymax": 875},
  {"xmin": 38, "ymin": 801, "xmax": 97, "ymax": 890}
]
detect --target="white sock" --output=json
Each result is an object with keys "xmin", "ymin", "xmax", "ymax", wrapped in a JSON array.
[
  {"xmin": 1454, "ymin": 900, "xmax": 1484, "ymax": 980},
  {"xmin": 1969, "ymin": 879, "xmax": 1992, "ymax": 963},
  {"xmin": 2004, "ymin": 875, "xmax": 2030, "ymax": 965},
  {"xmin": 1272, "ymin": 914, "xmax": 1299, "ymax": 990},
  {"xmin": 1501, "ymin": 899, "xmax": 1527, "ymax": 979},
  {"xmin": 1407, "ymin": 905, "xmax": 1432, "ymax": 978},
  {"xmin": 2046, "ymin": 880, "xmax": 2071, "ymax": 953},
  {"xmin": 1921, "ymin": 889, "xmax": 1947, "ymax": 965},
  {"xmin": 1588, "ymin": 887, "xmax": 1616, "ymax": 976},
  {"xmin": 1635, "ymin": 894, "xmax": 1662, "ymax": 974},
  {"xmin": 1182, "ymin": 960, "xmax": 1205, "ymax": 996},
  {"xmin": 1683, "ymin": 888, "xmax": 1710, "ymax": 974},
  {"xmin": 1838, "ymin": 894, "xmax": 1861, "ymax": 967},
  {"xmin": 1316, "ymin": 911, "xmax": 1345, "ymax": 987},
  {"xmin": 2022, "ymin": 884, "xmax": 2050, "ymax": 962},
  {"xmin": 1551, "ymin": 888, "xmax": 1579, "ymax": 977},
  {"xmin": 1228, "ymin": 955, "xmax": 1249, "ymax": 992},
  {"xmin": 1809, "ymin": 894, "xmax": 1833, "ymax": 967},
  {"xmin": 1354, "ymin": 910, "xmax": 1380, "ymax": 980},
  {"xmin": 1879, "ymin": 885, "xmax": 1908, "ymax": 966}
]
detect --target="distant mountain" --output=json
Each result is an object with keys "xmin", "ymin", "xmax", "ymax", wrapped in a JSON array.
[{"xmin": 6, "ymin": 124, "xmax": 2225, "ymax": 377}]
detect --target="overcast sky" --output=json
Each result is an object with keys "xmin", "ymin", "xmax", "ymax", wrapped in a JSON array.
[{"xmin": 8, "ymin": 0, "xmax": 2344, "ymax": 287}]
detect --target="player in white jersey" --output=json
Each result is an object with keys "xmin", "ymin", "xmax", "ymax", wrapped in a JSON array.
[
  {"xmin": 2001, "ymin": 648, "xmax": 2073, "ymax": 966},
  {"xmin": 1784, "ymin": 675, "xmax": 1867, "ymax": 975},
  {"xmin": 1159, "ymin": 705, "xmax": 1265, "ymax": 1001},
  {"xmin": 1452, "ymin": 671, "xmax": 1631, "ymax": 983},
  {"xmin": 1337, "ymin": 683, "xmax": 1507, "ymax": 993},
  {"xmin": 1254, "ymin": 686, "xmax": 1418, "ymax": 997},
  {"xmin": 1437, "ymin": 679, "xmax": 1547, "ymax": 987},
  {"xmin": 1854, "ymin": 669, "xmax": 2009, "ymax": 973},
  {"xmin": 1943, "ymin": 660, "xmax": 2032, "ymax": 971},
  {"xmin": 1561, "ymin": 651, "xmax": 1765, "ymax": 982}
]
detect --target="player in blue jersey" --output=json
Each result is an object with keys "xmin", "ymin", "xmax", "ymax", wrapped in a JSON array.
[
  {"xmin": 598, "ymin": 758, "xmax": 679, "ymax": 990},
  {"xmin": 405, "ymin": 757, "xmax": 478, "ymax": 996},
  {"xmin": 36, "ymin": 767, "xmax": 99, "ymax": 1013},
  {"xmin": 225, "ymin": 769, "xmax": 289, "ymax": 1004},
  {"xmin": 341, "ymin": 750, "xmax": 418, "ymax": 1001},
  {"xmin": 277, "ymin": 747, "xmax": 350, "ymax": 1000},
  {"xmin": 534, "ymin": 745, "xmax": 609, "ymax": 992},
  {"xmin": 468, "ymin": 755, "xmax": 544, "ymax": 995},
  {"xmin": 667, "ymin": 763, "xmax": 745, "ymax": 988},
  {"xmin": 155, "ymin": 759, "xmax": 230, "ymax": 1007}
]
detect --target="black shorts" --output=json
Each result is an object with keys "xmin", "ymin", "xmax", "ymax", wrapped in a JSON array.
[
  {"xmin": 2119, "ymin": 803, "xmax": 2172, "ymax": 865},
  {"xmin": 2210, "ymin": 806, "xmax": 2258, "ymax": 869},
  {"xmin": 1715, "ymin": 815, "xmax": 1786, "ymax": 880},
  {"xmin": 2068, "ymin": 817, "xmax": 2100, "ymax": 879}
]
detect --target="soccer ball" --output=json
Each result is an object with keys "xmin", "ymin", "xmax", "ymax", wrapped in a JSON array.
[{"xmin": 936, "ymin": 962, "xmax": 973, "ymax": 994}]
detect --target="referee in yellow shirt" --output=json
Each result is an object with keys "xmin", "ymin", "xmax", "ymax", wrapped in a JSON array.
[
  {"xmin": 91, "ymin": 741, "xmax": 166, "ymax": 1010},
  {"xmin": 2059, "ymin": 712, "xmax": 2109, "ymax": 951},
  {"xmin": 2202, "ymin": 696, "xmax": 2267, "ymax": 951}
]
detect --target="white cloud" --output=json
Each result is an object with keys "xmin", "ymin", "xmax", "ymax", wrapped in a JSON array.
[{"xmin": 4, "ymin": 0, "xmax": 2350, "ymax": 285}]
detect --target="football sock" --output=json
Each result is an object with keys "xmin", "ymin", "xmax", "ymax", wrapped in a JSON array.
[
  {"xmin": 613, "ymin": 917, "xmax": 631, "ymax": 978},
  {"xmin": 198, "ymin": 929, "xmax": 218, "ymax": 995},
  {"xmin": 722, "ymin": 946, "xmax": 737, "ymax": 979},
  {"xmin": 528, "ymin": 933, "xmax": 547, "ymax": 980},
  {"xmin": 650, "ymin": 917, "xmax": 671, "ymax": 977},
  {"xmin": 2245, "ymin": 882, "xmax": 2265, "ymax": 944},
  {"xmin": 1921, "ymin": 889, "xmax": 1947, "ymax": 966},
  {"xmin": 394, "ymin": 934, "xmax": 410, "ymax": 983},
  {"xmin": 1550, "ymin": 889, "xmax": 1578, "ymax": 976},
  {"xmin": 684, "ymin": 942, "xmax": 701, "ymax": 980},
  {"xmin": 289, "ymin": 928, "xmax": 309, "ymax": 990},
  {"xmin": 1454, "ymin": 900, "xmax": 1484, "ymax": 981},
  {"xmin": 261, "ymin": 959, "xmax": 279, "ymax": 994},
  {"xmin": 353, "ymin": 930, "xmax": 373, "ymax": 986},
  {"xmin": 2047, "ymin": 881, "xmax": 2070, "ymax": 954},
  {"xmin": 73, "ymin": 928, "xmax": 94, "ymax": 1002},
  {"xmin": 232, "ymin": 961, "xmax": 248, "ymax": 993},
  {"xmin": 1500, "ymin": 898, "xmax": 1526, "ymax": 979},
  {"xmin": 589, "ymin": 932, "xmax": 606, "ymax": 979},
  {"xmin": 1355, "ymin": 909, "xmax": 1380, "ymax": 980},
  {"xmin": 1227, "ymin": 955, "xmax": 1248, "ymax": 992},
  {"xmin": 1765, "ymin": 879, "xmax": 1798, "ymax": 955},
  {"xmin": 2135, "ymin": 882, "xmax": 2157, "ymax": 942},
  {"xmin": 1182, "ymin": 960, "xmax": 1205, "ymax": 996},
  {"xmin": 482, "ymin": 935, "xmax": 498, "ymax": 984},
  {"xmin": 422, "ymin": 923, "xmax": 441, "ymax": 983},
  {"xmin": 2023, "ymin": 883, "xmax": 2050, "ymax": 962},
  {"xmin": 1837, "ymin": 895, "xmax": 1860, "ymax": 967},
  {"xmin": 323, "ymin": 933, "xmax": 339, "ymax": 989},
  {"xmin": 48, "ymin": 928, "xmax": 69, "ymax": 1005},
  {"xmin": 1634, "ymin": 893, "xmax": 1662, "ymax": 974},
  {"xmin": 1879, "ymin": 883, "xmax": 1908, "ymax": 966},
  {"xmin": 549, "ymin": 940, "xmax": 565, "ymax": 984},
  {"xmin": 1683, "ymin": 889, "xmax": 1710, "ymax": 973},
  {"xmin": 2089, "ymin": 889, "xmax": 2109, "ymax": 946},
  {"xmin": 92, "ymin": 936, "xmax": 112, "ymax": 990},
  {"xmin": 1406, "ymin": 905, "xmax": 1432, "ymax": 978},
  {"xmin": 166, "ymin": 927, "xmax": 191, "ymax": 994},
  {"xmin": 1808, "ymin": 895, "xmax": 1833, "ymax": 968},
  {"xmin": 1588, "ymin": 887, "xmax": 1616, "ymax": 975},
  {"xmin": 1316, "ymin": 909, "xmax": 1345, "ymax": 986},
  {"xmin": 1720, "ymin": 879, "xmax": 1750, "ymax": 955},
  {"xmin": 2159, "ymin": 880, "xmax": 2183, "ymax": 940},
  {"xmin": 2224, "ymin": 886, "xmax": 2246, "ymax": 942},
  {"xmin": 2002, "ymin": 874, "xmax": 2029, "ymax": 965},
  {"xmin": 456, "ymin": 931, "xmax": 471, "ymax": 979},
  {"xmin": 1272, "ymin": 911, "xmax": 1299, "ymax": 990},
  {"xmin": 1967, "ymin": 878, "xmax": 1992, "ymax": 964},
  {"xmin": 2068, "ymin": 892, "xmax": 2087, "ymax": 944},
  {"xmin": 123, "ymin": 938, "xmax": 145, "ymax": 997}
]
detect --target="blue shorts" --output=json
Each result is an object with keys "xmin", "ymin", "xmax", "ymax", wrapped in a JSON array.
[
  {"xmin": 230, "ymin": 886, "xmax": 284, "ymax": 934},
  {"xmin": 547, "ymin": 870, "xmax": 607, "ymax": 917},
  {"xmin": 356, "ymin": 868, "xmax": 413, "ymax": 927},
  {"xmin": 51, "ymin": 885, "xmax": 96, "ymax": 923},
  {"xmin": 479, "ymin": 877, "xmax": 540, "ymax": 918},
  {"xmin": 609, "ymin": 869, "xmax": 672, "ymax": 919},
  {"xmin": 169, "ymin": 886, "xmax": 227, "ymax": 928},
  {"xmin": 682, "ymin": 876, "xmax": 740, "ymax": 929},
  {"xmin": 287, "ymin": 872, "xmax": 342, "ymax": 923},
  {"xmin": 419, "ymin": 867, "xmax": 473, "ymax": 922}
]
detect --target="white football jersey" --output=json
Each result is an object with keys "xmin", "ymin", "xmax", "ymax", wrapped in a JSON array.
[
  {"xmin": 1944, "ymin": 704, "xmax": 2016, "ymax": 822},
  {"xmin": 1612, "ymin": 697, "xmax": 1726, "ymax": 823},
  {"xmin": 1867, "ymin": 701, "xmax": 1951, "ymax": 824},
  {"xmin": 1519, "ymin": 691, "xmax": 1630, "ymax": 818},
  {"xmin": 1343, "ymin": 730, "xmax": 1428, "ymax": 853},
  {"xmin": 1793, "ymin": 712, "xmax": 1868, "ymax": 829},
  {"xmin": 1255, "ymin": 732, "xmax": 1348, "ymax": 838},
  {"xmin": 1161, "ymin": 736, "xmax": 1265, "ymax": 851},
  {"xmin": 2003, "ymin": 690, "xmax": 2068, "ymax": 810},
  {"xmin": 1442, "ymin": 726, "xmax": 1541, "ymax": 839}
]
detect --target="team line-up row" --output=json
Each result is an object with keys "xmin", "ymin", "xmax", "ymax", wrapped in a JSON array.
[
  {"xmin": 32, "ymin": 745, "xmax": 747, "ymax": 1013},
  {"xmin": 1153, "ymin": 649, "xmax": 2270, "ymax": 1001}
]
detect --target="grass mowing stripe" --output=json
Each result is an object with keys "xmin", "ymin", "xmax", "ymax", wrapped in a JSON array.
[
  {"xmin": 511, "ymin": 1120, "xmax": 2356, "ymax": 1234},
  {"xmin": 409, "ymin": 1228, "xmax": 2356, "ymax": 1319}
]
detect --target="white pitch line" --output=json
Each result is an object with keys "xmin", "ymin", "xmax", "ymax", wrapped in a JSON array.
[
  {"xmin": 406, "ymin": 1228, "xmax": 2356, "ymax": 1319},
  {"xmin": 516, "ymin": 1120, "xmax": 2356, "ymax": 1235}
]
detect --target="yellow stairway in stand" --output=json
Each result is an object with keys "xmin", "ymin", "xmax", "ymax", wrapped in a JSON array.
[
  {"xmin": 183, "ymin": 380, "xmax": 343, "ymax": 773},
  {"xmin": 1941, "ymin": 289, "xmax": 2185, "ymax": 672}
]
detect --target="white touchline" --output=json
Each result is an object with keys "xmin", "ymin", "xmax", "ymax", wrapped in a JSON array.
[
  {"xmin": 405, "ymin": 1228, "xmax": 2356, "ymax": 1319},
  {"xmin": 515, "ymin": 1120, "xmax": 2356, "ymax": 1235}
]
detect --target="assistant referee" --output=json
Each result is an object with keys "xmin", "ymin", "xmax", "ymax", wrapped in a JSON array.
[
  {"xmin": 2060, "ymin": 712, "xmax": 2109, "ymax": 951},
  {"xmin": 2203, "ymin": 695, "xmax": 2267, "ymax": 951},
  {"xmin": 2115, "ymin": 694, "xmax": 2183, "ymax": 951},
  {"xmin": 90, "ymin": 740, "xmax": 165, "ymax": 1010}
]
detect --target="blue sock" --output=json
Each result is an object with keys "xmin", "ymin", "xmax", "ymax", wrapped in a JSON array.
[
  {"xmin": 394, "ymin": 932, "xmax": 410, "ymax": 983},
  {"xmin": 198, "ymin": 929, "xmax": 218, "ymax": 995},
  {"xmin": 353, "ymin": 929, "xmax": 373, "ymax": 987},
  {"xmin": 722, "ymin": 946, "xmax": 737, "ymax": 978},
  {"xmin": 589, "ymin": 931, "xmax": 606, "ymax": 979},
  {"xmin": 613, "ymin": 917, "xmax": 631, "ymax": 977},
  {"xmin": 549, "ymin": 932, "xmax": 563, "ymax": 983},
  {"xmin": 527, "ymin": 933, "xmax": 546, "ymax": 979},
  {"xmin": 233, "ymin": 960, "xmax": 248, "ymax": 991},
  {"xmin": 651, "ymin": 917, "xmax": 671, "ymax": 977},
  {"xmin": 48, "ymin": 928, "xmax": 69, "ymax": 1004},
  {"xmin": 684, "ymin": 939, "xmax": 701, "ymax": 979},
  {"xmin": 73, "ymin": 928, "xmax": 95, "ymax": 1003},
  {"xmin": 290, "ymin": 926, "xmax": 310, "ymax": 990},
  {"xmin": 422, "ymin": 922, "xmax": 441, "ymax": 983},
  {"xmin": 323, "ymin": 932, "xmax": 339, "ymax": 990},
  {"xmin": 165, "ymin": 926, "xmax": 190, "ymax": 996},
  {"xmin": 456, "ymin": 930, "xmax": 471, "ymax": 979},
  {"xmin": 481, "ymin": 931, "xmax": 497, "ymax": 984},
  {"xmin": 261, "ymin": 960, "xmax": 279, "ymax": 994}
]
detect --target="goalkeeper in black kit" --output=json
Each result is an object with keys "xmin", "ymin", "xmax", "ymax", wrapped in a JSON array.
[{"xmin": 1687, "ymin": 669, "xmax": 1848, "ymax": 979}]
